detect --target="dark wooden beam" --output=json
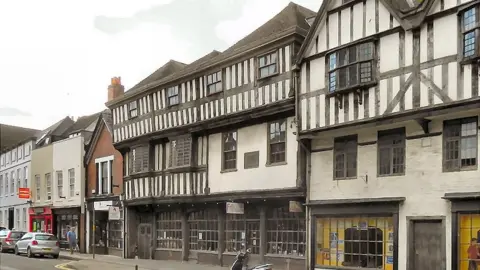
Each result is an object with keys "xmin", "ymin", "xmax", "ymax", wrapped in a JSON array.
[{"xmin": 415, "ymin": 118, "xmax": 431, "ymax": 134}]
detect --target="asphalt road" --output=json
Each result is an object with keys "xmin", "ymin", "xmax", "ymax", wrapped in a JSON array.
[{"xmin": 0, "ymin": 252, "xmax": 72, "ymax": 270}]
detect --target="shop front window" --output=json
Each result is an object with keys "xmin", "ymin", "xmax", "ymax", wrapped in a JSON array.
[
  {"xmin": 459, "ymin": 214, "xmax": 480, "ymax": 270},
  {"xmin": 156, "ymin": 211, "xmax": 182, "ymax": 249},
  {"xmin": 188, "ymin": 209, "xmax": 219, "ymax": 252},
  {"xmin": 225, "ymin": 207, "xmax": 260, "ymax": 254},
  {"xmin": 267, "ymin": 206, "xmax": 306, "ymax": 256},
  {"xmin": 108, "ymin": 210, "xmax": 123, "ymax": 249},
  {"xmin": 315, "ymin": 216, "xmax": 394, "ymax": 270}
]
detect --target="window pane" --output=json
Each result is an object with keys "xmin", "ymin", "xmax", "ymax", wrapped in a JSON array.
[
  {"xmin": 464, "ymin": 31, "xmax": 476, "ymax": 57},
  {"xmin": 461, "ymin": 122, "xmax": 477, "ymax": 136},
  {"xmin": 464, "ymin": 8, "xmax": 476, "ymax": 31},
  {"xmin": 329, "ymin": 54, "xmax": 337, "ymax": 70},
  {"xmin": 360, "ymin": 62, "xmax": 372, "ymax": 83},
  {"xmin": 329, "ymin": 72, "xmax": 337, "ymax": 92},
  {"xmin": 339, "ymin": 68, "xmax": 347, "ymax": 89},
  {"xmin": 349, "ymin": 65, "xmax": 358, "ymax": 86},
  {"xmin": 271, "ymin": 52, "xmax": 278, "ymax": 63},
  {"xmin": 260, "ymin": 67, "xmax": 269, "ymax": 78},
  {"xmin": 359, "ymin": 43, "xmax": 373, "ymax": 61}
]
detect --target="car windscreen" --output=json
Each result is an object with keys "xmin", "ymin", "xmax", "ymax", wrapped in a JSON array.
[
  {"xmin": 9, "ymin": 232, "xmax": 25, "ymax": 239},
  {"xmin": 35, "ymin": 234, "xmax": 58, "ymax": 241},
  {"xmin": 0, "ymin": 230, "xmax": 8, "ymax": 236}
]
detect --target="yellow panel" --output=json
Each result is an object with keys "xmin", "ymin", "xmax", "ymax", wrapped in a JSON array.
[
  {"xmin": 472, "ymin": 214, "xmax": 480, "ymax": 229},
  {"xmin": 460, "ymin": 214, "xmax": 472, "ymax": 228},
  {"xmin": 459, "ymin": 259, "xmax": 468, "ymax": 270},
  {"xmin": 460, "ymin": 228, "xmax": 473, "ymax": 244}
]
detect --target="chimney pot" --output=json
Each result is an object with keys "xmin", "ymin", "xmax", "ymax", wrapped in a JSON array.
[{"xmin": 108, "ymin": 76, "xmax": 125, "ymax": 102}]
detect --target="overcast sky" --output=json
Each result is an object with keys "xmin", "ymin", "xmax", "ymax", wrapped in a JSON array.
[{"xmin": 0, "ymin": 0, "xmax": 320, "ymax": 130}]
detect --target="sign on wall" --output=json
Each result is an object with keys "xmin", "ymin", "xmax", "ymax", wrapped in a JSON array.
[
  {"xmin": 108, "ymin": 206, "xmax": 121, "ymax": 220},
  {"xmin": 18, "ymin": 188, "xmax": 30, "ymax": 199},
  {"xmin": 94, "ymin": 200, "xmax": 112, "ymax": 211},
  {"xmin": 289, "ymin": 201, "xmax": 303, "ymax": 212},
  {"xmin": 226, "ymin": 202, "xmax": 244, "ymax": 214}
]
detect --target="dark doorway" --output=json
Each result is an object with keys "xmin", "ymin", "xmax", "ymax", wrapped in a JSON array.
[
  {"xmin": 8, "ymin": 208, "xmax": 14, "ymax": 229},
  {"xmin": 137, "ymin": 223, "xmax": 152, "ymax": 259},
  {"xmin": 409, "ymin": 219, "xmax": 444, "ymax": 270}
]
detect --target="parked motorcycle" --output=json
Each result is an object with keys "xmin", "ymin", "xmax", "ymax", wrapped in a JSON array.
[{"xmin": 230, "ymin": 248, "xmax": 273, "ymax": 270}]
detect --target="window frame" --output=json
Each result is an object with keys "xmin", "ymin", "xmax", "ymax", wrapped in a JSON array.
[
  {"xmin": 35, "ymin": 175, "xmax": 40, "ymax": 200},
  {"xmin": 460, "ymin": 5, "xmax": 480, "ymax": 61},
  {"xmin": 222, "ymin": 131, "xmax": 238, "ymax": 171},
  {"xmin": 128, "ymin": 100, "xmax": 138, "ymax": 119},
  {"xmin": 0, "ymin": 175, "xmax": 3, "ymax": 196},
  {"xmin": 188, "ymin": 209, "xmax": 219, "ymax": 252},
  {"xmin": 267, "ymin": 119, "xmax": 287, "ymax": 165},
  {"xmin": 108, "ymin": 211, "xmax": 123, "ymax": 249},
  {"xmin": 167, "ymin": 86, "xmax": 180, "ymax": 106},
  {"xmin": 56, "ymin": 171, "xmax": 63, "ymax": 198},
  {"xmin": 377, "ymin": 128, "xmax": 406, "ymax": 177},
  {"xmin": 5, "ymin": 174, "xmax": 8, "ymax": 196},
  {"xmin": 24, "ymin": 166, "xmax": 28, "ymax": 189},
  {"xmin": 327, "ymin": 41, "xmax": 376, "ymax": 94},
  {"xmin": 68, "ymin": 169, "xmax": 75, "ymax": 197},
  {"xmin": 206, "ymin": 71, "xmax": 223, "ymax": 95},
  {"xmin": 129, "ymin": 146, "xmax": 149, "ymax": 174},
  {"xmin": 443, "ymin": 117, "xmax": 478, "ymax": 172},
  {"xmin": 169, "ymin": 136, "xmax": 192, "ymax": 168},
  {"xmin": 266, "ymin": 206, "xmax": 306, "ymax": 256},
  {"xmin": 10, "ymin": 171, "xmax": 15, "ymax": 194},
  {"xmin": 17, "ymin": 168, "xmax": 21, "ymax": 190},
  {"xmin": 156, "ymin": 211, "xmax": 183, "ymax": 249},
  {"xmin": 257, "ymin": 50, "xmax": 279, "ymax": 79},
  {"xmin": 333, "ymin": 135, "xmax": 358, "ymax": 180},
  {"xmin": 45, "ymin": 173, "xmax": 51, "ymax": 201}
]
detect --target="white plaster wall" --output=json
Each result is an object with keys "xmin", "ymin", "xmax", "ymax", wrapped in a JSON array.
[
  {"xmin": 309, "ymin": 109, "xmax": 480, "ymax": 270},
  {"xmin": 0, "ymin": 140, "xmax": 34, "ymax": 230},
  {"xmin": 208, "ymin": 116, "xmax": 297, "ymax": 193},
  {"xmin": 52, "ymin": 136, "xmax": 84, "ymax": 208}
]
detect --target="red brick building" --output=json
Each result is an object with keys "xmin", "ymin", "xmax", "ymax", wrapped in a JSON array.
[{"xmin": 84, "ymin": 102, "xmax": 124, "ymax": 257}]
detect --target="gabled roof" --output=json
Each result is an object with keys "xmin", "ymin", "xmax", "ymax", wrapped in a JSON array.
[
  {"xmin": 35, "ymin": 117, "xmax": 75, "ymax": 145},
  {"xmin": 295, "ymin": 0, "xmax": 436, "ymax": 66},
  {"xmin": 127, "ymin": 60, "xmax": 187, "ymax": 95},
  {"xmin": 107, "ymin": 2, "xmax": 316, "ymax": 107},
  {"xmin": 66, "ymin": 112, "xmax": 102, "ymax": 135},
  {"xmin": 0, "ymin": 124, "xmax": 40, "ymax": 152},
  {"xmin": 84, "ymin": 110, "xmax": 114, "ymax": 166}
]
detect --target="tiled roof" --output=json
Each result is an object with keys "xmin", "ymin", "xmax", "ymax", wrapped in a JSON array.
[
  {"xmin": 0, "ymin": 123, "xmax": 40, "ymax": 151},
  {"xmin": 108, "ymin": 2, "xmax": 315, "ymax": 104},
  {"xmin": 67, "ymin": 112, "xmax": 102, "ymax": 134},
  {"xmin": 127, "ymin": 60, "xmax": 187, "ymax": 95}
]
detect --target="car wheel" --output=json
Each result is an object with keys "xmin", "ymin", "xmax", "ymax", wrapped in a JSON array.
[
  {"xmin": 27, "ymin": 247, "xmax": 33, "ymax": 258},
  {"xmin": 14, "ymin": 246, "xmax": 19, "ymax": 255},
  {"xmin": 53, "ymin": 254, "xmax": 59, "ymax": 259}
]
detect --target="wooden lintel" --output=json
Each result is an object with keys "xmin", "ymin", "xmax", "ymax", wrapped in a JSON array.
[{"xmin": 415, "ymin": 118, "xmax": 431, "ymax": 134}]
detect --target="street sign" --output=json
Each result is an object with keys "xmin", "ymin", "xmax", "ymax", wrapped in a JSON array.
[
  {"xmin": 18, "ymin": 188, "xmax": 30, "ymax": 199},
  {"xmin": 108, "ymin": 206, "xmax": 121, "ymax": 220}
]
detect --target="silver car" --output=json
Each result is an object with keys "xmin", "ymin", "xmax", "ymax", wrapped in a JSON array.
[
  {"xmin": 0, "ymin": 230, "xmax": 26, "ymax": 252},
  {"xmin": 14, "ymin": 232, "xmax": 60, "ymax": 258}
]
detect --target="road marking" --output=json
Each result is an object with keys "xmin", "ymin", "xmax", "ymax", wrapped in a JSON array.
[
  {"xmin": 55, "ymin": 261, "xmax": 75, "ymax": 270},
  {"xmin": 0, "ymin": 266, "xmax": 21, "ymax": 270}
]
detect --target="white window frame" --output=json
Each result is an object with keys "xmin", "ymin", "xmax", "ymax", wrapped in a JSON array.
[
  {"xmin": 0, "ymin": 175, "xmax": 3, "ymax": 196},
  {"xmin": 10, "ymin": 171, "xmax": 15, "ymax": 194},
  {"xmin": 68, "ymin": 169, "xmax": 75, "ymax": 197},
  {"xmin": 95, "ymin": 155, "xmax": 114, "ymax": 195},
  {"xmin": 45, "ymin": 173, "xmax": 51, "ymax": 201},
  {"xmin": 22, "ymin": 208, "xmax": 27, "ymax": 230},
  {"xmin": 56, "ymin": 171, "xmax": 63, "ymax": 198},
  {"xmin": 35, "ymin": 175, "xmax": 40, "ymax": 200},
  {"xmin": 23, "ymin": 166, "xmax": 28, "ymax": 188},
  {"xmin": 17, "ymin": 168, "xmax": 21, "ymax": 190},
  {"xmin": 15, "ymin": 209, "xmax": 20, "ymax": 229}
]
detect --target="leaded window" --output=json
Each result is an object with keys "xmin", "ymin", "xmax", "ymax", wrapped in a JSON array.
[
  {"xmin": 225, "ymin": 208, "xmax": 260, "ymax": 254},
  {"xmin": 207, "ymin": 71, "xmax": 222, "ymax": 95},
  {"xmin": 334, "ymin": 136, "xmax": 357, "ymax": 179},
  {"xmin": 378, "ymin": 128, "xmax": 405, "ymax": 176},
  {"xmin": 188, "ymin": 209, "xmax": 219, "ymax": 251},
  {"xmin": 328, "ymin": 42, "xmax": 375, "ymax": 93},
  {"xmin": 129, "ymin": 146, "xmax": 149, "ymax": 173},
  {"xmin": 156, "ymin": 211, "xmax": 182, "ymax": 249},
  {"xmin": 170, "ymin": 137, "xmax": 192, "ymax": 168},
  {"xmin": 129, "ymin": 101, "xmax": 138, "ymax": 119},
  {"xmin": 443, "ymin": 117, "xmax": 478, "ymax": 171},
  {"xmin": 258, "ymin": 51, "xmax": 278, "ymax": 78},
  {"xmin": 167, "ymin": 86, "xmax": 179, "ymax": 106},
  {"xmin": 268, "ymin": 120, "xmax": 286, "ymax": 164},
  {"xmin": 222, "ymin": 131, "xmax": 237, "ymax": 170},
  {"xmin": 266, "ymin": 206, "xmax": 306, "ymax": 256},
  {"xmin": 462, "ymin": 7, "xmax": 480, "ymax": 58}
]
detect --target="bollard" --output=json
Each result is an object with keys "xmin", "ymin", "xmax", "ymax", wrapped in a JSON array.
[{"xmin": 135, "ymin": 265, "xmax": 138, "ymax": 270}]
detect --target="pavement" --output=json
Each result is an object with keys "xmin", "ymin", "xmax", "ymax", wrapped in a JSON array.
[
  {"xmin": 0, "ymin": 252, "xmax": 73, "ymax": 270},
  {"xmin": 58, "ymin": 251, "xmax": 230, "ymax": 270}
]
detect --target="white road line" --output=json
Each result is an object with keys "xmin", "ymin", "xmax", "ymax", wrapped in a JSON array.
[{"xmin": 0, "ymin": 266, "xmax": 21, "ymax": 270}]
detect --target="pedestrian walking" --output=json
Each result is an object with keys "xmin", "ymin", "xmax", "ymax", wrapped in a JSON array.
[
  {"xmin": 66, "ymin": 227, "xmax": 77, "ymax": 255},
  {"xmin": 468, "ymin": 238, "xmax": 480, "ymax": 270}
]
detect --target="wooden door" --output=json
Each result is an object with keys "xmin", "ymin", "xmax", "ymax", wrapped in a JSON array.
[
  {"xmin": 412, "ymin": 220, "xmax": 442, "ymax": 270},
  {"xmin": 137, "ymin": 223, "xmax": 152, "ymax": 259}
]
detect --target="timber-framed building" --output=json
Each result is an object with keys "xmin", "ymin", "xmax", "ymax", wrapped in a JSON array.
[
  {"xmin": 296, "ymin": 0, "xmax": 480, "ymax": 270},
  {"xmin": 106, "ymin": 3, "xmax": 315, "ymax": 269}
]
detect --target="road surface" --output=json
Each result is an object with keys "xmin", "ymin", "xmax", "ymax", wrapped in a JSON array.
[{"xmin": 0, "ymin": 252, "xmax": 72, "ymax": 270}]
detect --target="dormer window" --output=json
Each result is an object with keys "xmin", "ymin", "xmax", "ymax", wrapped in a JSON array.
[
  {"xmin": 328, "ymin": 42, "xmax": 375, "ymax": 93},
  {"xmin": 258, "ymin": 51, "xmax": 278, "ymax": 79},
  {"xmin": 207, "ymin": 71, "xmax": 222, "ymax": 95},
  {"xmin": 129, "ymin": 101, "xmax": 138, "ymax": 119},
  {"xmin": 167, "ymin": 86, "xmax": 179, "ymax": 106},
  {"xmin": 462, "ymin": 7, "xmax": 479, "ymax": 59}
]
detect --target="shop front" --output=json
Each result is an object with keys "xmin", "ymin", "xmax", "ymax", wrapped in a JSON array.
[
  {"xmin": 444, "ymin": 192, "xmax": 480, "ymax": 270},
  {"xmin": 308, "ymin": 198, "xmax": 403, "ymax": 270},
  {"xmin": 29, "ymin": 207, "xmax": 53, "ymax": 233},
  {"xmin": 52, "ymin": 207, "xmax": 81, "ymax": 248}
]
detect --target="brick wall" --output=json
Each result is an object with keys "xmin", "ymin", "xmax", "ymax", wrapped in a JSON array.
[{"xmin": 86, "ymin": 124, "xmax": 123, "ymax": 197}]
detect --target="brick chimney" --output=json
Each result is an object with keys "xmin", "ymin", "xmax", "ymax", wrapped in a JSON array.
[{"xmin": 108, "ymin": 77, "xmax": 125, "ymax": 102}]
